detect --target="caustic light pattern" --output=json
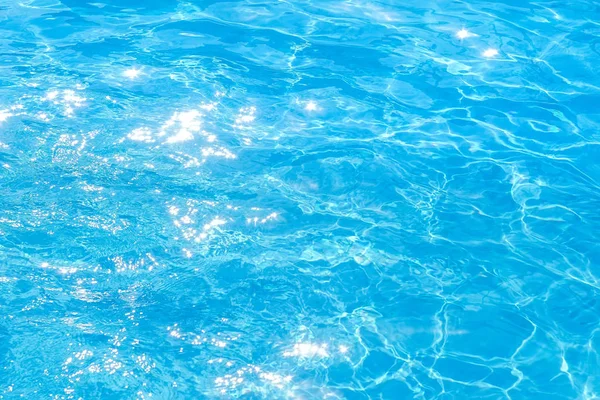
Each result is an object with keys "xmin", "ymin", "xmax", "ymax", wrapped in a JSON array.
[{"xmin": 0, "ymin": 0, "xmax": 600, "ymax": 399}]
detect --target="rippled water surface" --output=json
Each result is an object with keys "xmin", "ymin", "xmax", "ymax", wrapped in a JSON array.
[{"xmin": 1, "ymin": 0, "xmax": 600, "ymax": 398}]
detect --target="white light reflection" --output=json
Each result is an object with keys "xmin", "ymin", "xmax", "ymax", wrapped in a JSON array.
[
  {"xmin": 201, "ymin": 147, "xmax": 236, "ymax": 159},
  {"xmin": 43, "ymin": 89, "xmax": 87, "ymax": 117},
  {"xmin": 161, "ymin": 110, "xmax": 201, "ymax": 143},
  {"xmin": 176, "ymin": 216, "xmax": 228, "ymax": 243},
  {"xmin": 45, "ymin": 90, "xmax": 59, "ymax": 101},
  {"xmin": 74, "ymin": 350, "xmax": 93, "ymax": 361},
  {"xmin": 258, "ymin": 372, "xmax": 293, "ymax": 387},
  {"xmin": 123, "ymin": 68, "xmax": 141, "ymax": 79},
  {"xmin": 168, "ymin": 325, "xmax": 183, "ymax": 339},
  {"xmin": 234, "ymin": 106, "xmax": 256, "ymax": 127},
  {"xmin": 200, "ymin": 103, "xmax": 217, "ymax": 112},
  {"xmin": 283, "ymin": 342, "xmax": 329, "ymax": 358},
  {"xmin": 127, "ymin": 127, "xmax": 153, "ymax": 143},
  {"xmin": 180, "ymin": 216, "xmax": 193, "ymax": 224},
  {"xmin": 0, "ymin": 110, "xmax": 13, "ymax": 122},
  {"xmin": 40, "ymin": 262, "xmax": 78, "ymax": 275},
  {"xmin": 305, "ymin": 100, "xmax": 318, "ymax": 111},
  {"xmin": 0, "ymin": 104, "xmax": 25, "ymax": 123},
  {"xmin": 246, "ymin": 212, "xmax": 278, "ymax": 225},
  {"xmin": 213, "ymin": 365, "xmax": 293, "ymax": 395},
  {"xmin": 124, "ymin": 106, "xmax": 232, "ymax": 152},
  {"xmin": 456, "ymin": 28, "xmax": 473, "ymax": 39},
  {"xmin": 63, "ymin": 90, "xmax": 85, "ymax": 104},
  {"xmin": 482, "ymin": 48, "xmax": 499, "ymax": 58},
  {"xmin": 203, "ymin": 217, "xmax": 227, "ymax": 231}
]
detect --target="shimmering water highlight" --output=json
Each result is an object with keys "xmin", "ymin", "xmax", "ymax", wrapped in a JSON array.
[{"xmin": 1, "ymin": 0, "xmax": 600, "ymax": 399}]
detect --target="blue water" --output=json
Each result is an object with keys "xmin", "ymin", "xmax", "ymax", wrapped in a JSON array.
[{"xmin": 1, "ymin": 0, "xmax": 600, "ymax": 399}]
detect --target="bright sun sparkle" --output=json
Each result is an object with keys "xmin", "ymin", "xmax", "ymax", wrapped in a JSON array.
[
  {"xmin": 283, "ymin": 343, "xmax": 328, "ymax": 358},
  {"xmin": 123, "ymin": 68, "xmax": 141, "ymax": 79},
  {"xmin": 305, "ymin": 101, "xmax": 318, "ymax": 111},
  {"xmin": 456, "ymin": 28, "xmax": 470, "ymax": 39},
  {"xmin": 482, "ymin": 48, "xmax": 499, "ymax": 58}
]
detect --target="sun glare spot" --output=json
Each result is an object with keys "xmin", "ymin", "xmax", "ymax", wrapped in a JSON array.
[
  {"xmin": 482, "ymin": 48, "xmax": 499, "ymax": 58},
  {"xmin": 123, "ymin": 68, "xmax": 141, "ymax": 79}
]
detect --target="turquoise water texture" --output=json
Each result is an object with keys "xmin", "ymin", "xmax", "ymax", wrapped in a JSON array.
[{"xmin": 1, "ymin": 0, "xmax": 600, "ymax": 399}]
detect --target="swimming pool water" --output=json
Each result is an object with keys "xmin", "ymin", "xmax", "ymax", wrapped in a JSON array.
[{"xmin": 1, "ymin": 0, "xmax": 600, "ymax": 398}]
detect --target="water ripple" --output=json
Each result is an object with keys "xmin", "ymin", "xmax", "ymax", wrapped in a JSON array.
[{"xmin": 1, "ymin": 0, "xmax": 600, "ymax": 399}]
